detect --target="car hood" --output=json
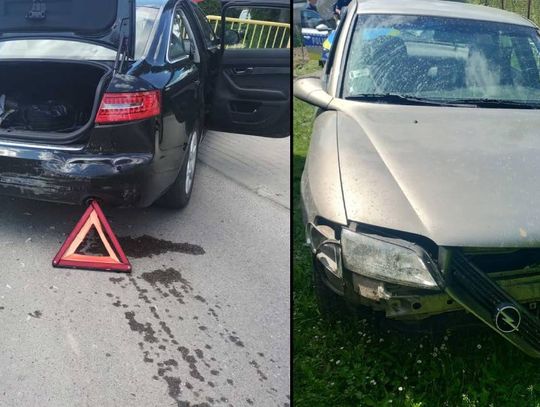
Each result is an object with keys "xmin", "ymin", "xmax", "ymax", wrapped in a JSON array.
[
  {"xmin": 0, "ymin": 0, "xmax": 135, "ymax": 58},
  {"xmin": 335, "ymin": 102, "xmax": 540, "ymax": 247}
]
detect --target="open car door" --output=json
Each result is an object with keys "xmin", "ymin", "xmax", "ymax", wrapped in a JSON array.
[{"xmin": 207, "ymin": 0, "xmax": 290, "ymax": 138}]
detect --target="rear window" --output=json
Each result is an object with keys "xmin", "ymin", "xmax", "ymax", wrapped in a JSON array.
[{"xmin": 0, "ymin": 6, "xmax": 159, "ymax": 61}]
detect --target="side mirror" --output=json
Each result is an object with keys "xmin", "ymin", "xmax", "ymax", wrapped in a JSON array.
[
  {"xmin": 316, "ymin": 24, "xmax": 329, "ymax": 32},
  {"xmin": 293, "ymin": 76, "xmax": 334, "ymax": 109},
  {"xmin": 224, "ymin": 29, "xmax": 241, "ymax": 46}
]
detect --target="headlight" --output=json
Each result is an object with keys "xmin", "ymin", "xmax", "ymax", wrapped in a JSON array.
[{"xmin": 341, "ymin": 228, "xmax": 439, "ymax": 290}]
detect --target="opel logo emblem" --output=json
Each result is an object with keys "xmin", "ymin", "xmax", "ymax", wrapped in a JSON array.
[{"xmin": 494, "ymin": 303, "xmax": 521, "ymax": 333}]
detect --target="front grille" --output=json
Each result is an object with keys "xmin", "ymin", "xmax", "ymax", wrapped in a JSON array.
[
  {"xmin": 463, "ymin": 247, "xmax": 540, "ymax": 275},
  {"xmin": 445, "ymin": 250, "xmax": 540, "ymax": 357}
]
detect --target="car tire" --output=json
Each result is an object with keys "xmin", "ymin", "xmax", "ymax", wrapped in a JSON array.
[
  {"xmin": 312, "ymin": 255, "xmax": 350, "ymax": 321},
  {"xmin": 156, "ymin": 123, "xmax": 200, "ymax": 209}
]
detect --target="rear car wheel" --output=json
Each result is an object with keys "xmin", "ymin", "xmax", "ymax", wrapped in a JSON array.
[{"xmin": 156, "ymin": 125, "xmax": 200, "ymax": 209}]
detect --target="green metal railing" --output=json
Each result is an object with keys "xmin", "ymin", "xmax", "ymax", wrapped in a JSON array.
[{"xmin": 207, "ymin": 15, "xmax": 290, "ymax": 48}]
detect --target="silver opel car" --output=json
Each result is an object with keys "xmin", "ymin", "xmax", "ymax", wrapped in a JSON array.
[{"xmin": 294, "ymin": 0, "xmax": 540, "ymax": 357}]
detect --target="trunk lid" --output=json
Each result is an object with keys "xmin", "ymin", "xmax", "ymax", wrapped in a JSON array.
[{"xmin": 0, "ymin": 0, "xmax": 135, "ymax": 58}]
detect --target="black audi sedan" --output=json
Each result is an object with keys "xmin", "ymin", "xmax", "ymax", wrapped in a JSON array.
[{"xmin": 0, "ymin": 0, "xmax": 290, "ymax": 208}]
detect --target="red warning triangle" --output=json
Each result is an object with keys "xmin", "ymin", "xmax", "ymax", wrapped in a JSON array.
[{"xmin": 52, "ymin": 201, "xmax": 131, "ymax": 272}]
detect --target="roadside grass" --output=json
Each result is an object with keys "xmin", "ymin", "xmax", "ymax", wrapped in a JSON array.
[
  {"xmin": 292, "ymin": 52, "xmax": 540, "ymax": 407},
  {"xmin": 294, "ymin": 58, "xmax": 320, "ymax": 78}
]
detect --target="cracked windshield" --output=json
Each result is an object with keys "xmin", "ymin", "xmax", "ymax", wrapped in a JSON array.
[{"xmin": 343, "ymin": 14, "xmax": 540, "ymax": 106}]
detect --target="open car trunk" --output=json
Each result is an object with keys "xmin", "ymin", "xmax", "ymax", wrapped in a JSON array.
[{"xmin": 0, "ymin": 61, "xmax": 111, "ymax": 143}]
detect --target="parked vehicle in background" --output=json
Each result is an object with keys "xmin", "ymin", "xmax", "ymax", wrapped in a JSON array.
[
  {"xmin": 295, "ymin": 0, "xmax": 540, "ymax": 357},
  {"xmin": 0, "ymin": 0, "xmax": 290, "ymax": 210},
  {"xmin": 301, "ymin": 9, "xmax": 336, "ymax": 49},
  {"xmin": 293, "ymin": 0, "xmax": 305, "ymax": 26}
]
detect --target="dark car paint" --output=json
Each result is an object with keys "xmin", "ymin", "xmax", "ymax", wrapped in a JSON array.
[
  {"xmin": 208, "ymin": 49, "xmax": 290, "ymax": 137},
  {"xmin": 0, "ymin": 0, "xmax": 289, "ymax": 208},
  {"xmin": 0, "ymin": 1, "xmax": 194, "ymax": 208}
]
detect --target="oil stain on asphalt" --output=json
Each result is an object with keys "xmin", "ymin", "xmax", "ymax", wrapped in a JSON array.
[
  {"xmin": 124, "ymin": 311, "xmax": 158, "ymax": 343},
  {"xmin": 102, "ymin": 267, "xmax": 287, "ymax": 407},
  {"xmin": 118, "ymin": 235, "xmax": 205, "ymax": 258},
  {"xmin": 75, "ymin": 231, "xmax": 205, "ymax": 259},
  {"xmin": 140, "ymin": 267, "xmax": 192, "ymax": 289},
  {"xmin": 28, "ymin": 310, "xmax": 42, "ymax": 319},
  {"xmin": 76, "ymin": 232, "xmax": 285, "ymax": 405}
]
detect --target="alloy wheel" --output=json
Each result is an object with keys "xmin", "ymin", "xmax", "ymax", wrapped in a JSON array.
[{"xmin": 185, "ymin": 129, "xmax": 199, "ymax": 195}]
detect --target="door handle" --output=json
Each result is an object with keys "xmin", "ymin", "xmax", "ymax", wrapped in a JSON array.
[{"xmin": 233, "ymin": 67, "xmax": 253, "ymax": 75}]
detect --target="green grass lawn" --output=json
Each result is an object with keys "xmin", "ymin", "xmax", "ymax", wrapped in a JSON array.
[{"xmin": 292, "ymin": 53, "xmax": 540, "ymax": 407}]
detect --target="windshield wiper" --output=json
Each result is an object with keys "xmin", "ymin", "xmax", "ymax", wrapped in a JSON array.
[
  {"xmin": 345, "ymin": 93, "xmax": 471, "ymax": 107},
  {"xmin": 449, "ymin": 98, "xmax": 540, "ymax": 109}
]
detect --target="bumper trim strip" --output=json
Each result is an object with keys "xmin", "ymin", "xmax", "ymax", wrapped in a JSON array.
[{"xmin": 0, "ymin": 140, "xmax": 84, "ymax": 152}]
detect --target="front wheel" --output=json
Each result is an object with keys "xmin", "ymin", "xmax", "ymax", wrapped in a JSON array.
[{"xmin": 156, "ymin": 126, "xmax": 200, "ymax": 209}]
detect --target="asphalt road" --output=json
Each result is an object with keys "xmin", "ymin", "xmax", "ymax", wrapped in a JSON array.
[{"xmin": 0, "ymin": 131, "xmax": 290, "ymax": 407}]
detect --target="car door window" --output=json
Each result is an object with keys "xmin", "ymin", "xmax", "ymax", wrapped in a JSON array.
[
  {"xmin": 223, "ymin": 6, "xmax": 290, "ymax": 49},
  {"xmin": 168, "ymin": 7, "xmax": 194, "ymax": 62},
  {"xmin": 191, "ymin": 4, "xmax": 218, "ymax": 49}
]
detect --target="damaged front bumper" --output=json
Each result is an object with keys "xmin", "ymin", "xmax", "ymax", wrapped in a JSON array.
[
  {"xmin": 443, "ymin": 249, "xmax": 540, "ymax": 358},
  {"xmin": 308, "ymin": 222, "xmax": 540, "ymax": 357}
]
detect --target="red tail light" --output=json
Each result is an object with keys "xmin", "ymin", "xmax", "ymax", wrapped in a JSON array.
[{"xmin": 95, "ymin": 90, "xmax": 161, "ymax": 124}]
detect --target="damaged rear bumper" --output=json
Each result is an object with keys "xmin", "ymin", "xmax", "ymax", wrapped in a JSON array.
[{"xmin": 0, "ymin": 140, "xmax": 176, "ymax": 208}]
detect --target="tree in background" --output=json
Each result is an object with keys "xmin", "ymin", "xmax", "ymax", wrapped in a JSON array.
[
  {"xmin": 198, "ymin": 0, "xmax": 221, "ymax": 16},
  {"xmin": 468, "ymin": 0, "xmax": 539, "ymax": 24}
]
